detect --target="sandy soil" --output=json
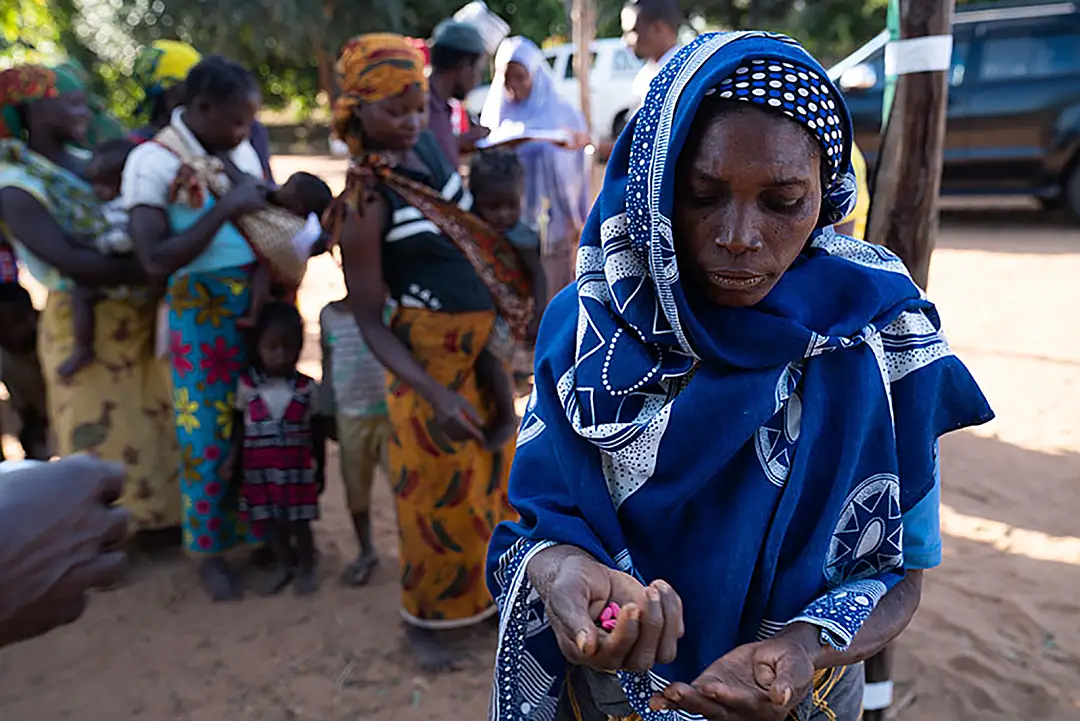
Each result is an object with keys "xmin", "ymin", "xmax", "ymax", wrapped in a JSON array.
[{"xmin": 0, "ymin": 159, "xmax": 1078, "ymax": 720}]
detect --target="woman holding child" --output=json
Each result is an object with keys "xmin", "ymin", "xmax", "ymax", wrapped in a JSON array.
[
  {"xmin": 487, "ymin": 33, "xmax": 995, "ymax": 720},
  {"xmin": 326, "ymin": 34, "xmax": 528, "ymax": 671},
  {"xmin": 124, "ymin": 55, "xmax": 271, "ymax": 602},
  {"xmin": 0, "ymin": 64, "xmax": 180, "ymax": 530}
]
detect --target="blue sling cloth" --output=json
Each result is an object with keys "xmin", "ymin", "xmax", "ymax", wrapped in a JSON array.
[{"xmin": 487, "ymin": 31, "xmax": 994, "ymax": 721}]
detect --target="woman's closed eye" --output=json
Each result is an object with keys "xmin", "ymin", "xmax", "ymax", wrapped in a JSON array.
[{"xmin": 762, "ymin": 191, "xmax": 807, "ymax": 214}]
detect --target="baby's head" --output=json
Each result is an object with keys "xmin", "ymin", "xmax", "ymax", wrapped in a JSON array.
[
  {"xmin": 253, "ymin": 301, "xmax": 304, "ymax": 378},
  {"xmin": 272, "ymin": 172, "xmax": 333, "ymax": 219},
  {"xmin": 87, "ymin": 139, "xmax": 137, "ymax": 203},
  {"xmin": 469, "ymin": 149, "xmax": 524, "ymax": 235}
]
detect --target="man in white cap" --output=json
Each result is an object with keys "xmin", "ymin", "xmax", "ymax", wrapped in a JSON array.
[{"xmin": 428, "ymin": 19, "xmax": 491, "ymax": 168}]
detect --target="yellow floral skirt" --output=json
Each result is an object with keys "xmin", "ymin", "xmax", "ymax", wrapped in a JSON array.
[
  {"xmin": 38, "ymin": 291, "xmax": 180, "ymax": 529},
  {"xmin": 387, "ymin": 307, "xmax": 517, "ymax": 628}
]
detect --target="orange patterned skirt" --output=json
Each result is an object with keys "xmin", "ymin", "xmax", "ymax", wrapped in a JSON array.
[{"xmin": 386, "ymin": 306, "xmax": 517, "ymax": 628}]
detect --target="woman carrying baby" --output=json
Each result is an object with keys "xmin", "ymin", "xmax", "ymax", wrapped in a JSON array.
[
  {"xmin": 0, "ymin": 64, "xmax": 180, "ymax": 532},
  {"xmin": 125, "ymin": 55, "xmax": 272, "ymax": 602}
]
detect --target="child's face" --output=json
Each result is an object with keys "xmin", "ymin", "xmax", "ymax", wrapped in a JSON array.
[
  {"xmin": 87, "ymin": 160, "xmax": 121, "ymax": 202},
  {"xmin": 474, "ymin": 184, "xmax": 522, "ymax": 235},
  {"xmin": 257, "ymin": 325, "xmax": 302, "ymax": 377}
]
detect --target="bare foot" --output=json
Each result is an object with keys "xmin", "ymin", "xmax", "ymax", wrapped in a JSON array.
[
  {"xmin": 341, "ymin": 553, "xmax": 379, "ymax": 587},
  {"xmin": 294, "ymin": 567, "xmax": 318, "ymax": 596},
  {"xmin": 58, "ymin": 347, "xmax": 96, "ymax": 380},
  {"xmin": 405, "ymin": 626, "xmax": 457, "ymax": 673},
  {"xmin": 198, "ymin": 557, "xmax": 243, "ymax": 602},
  {"xmin": 248, "ymin": 545, "xmax": 275, "ymax": 570},
  {"xmin": 259, "ymin": 566, "xmax": 294, "ymax": 596}
]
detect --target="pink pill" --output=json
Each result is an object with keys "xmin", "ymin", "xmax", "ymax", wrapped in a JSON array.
[{"xmin": 598, "ymin": 602, "xmax": 621, "ymax": 632}]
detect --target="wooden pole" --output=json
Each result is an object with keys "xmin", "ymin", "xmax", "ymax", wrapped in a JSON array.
[
  {"xmin": 864, "ymin": 0, "xmax": 955, "ymax": 290},
  {"xmin": 862, "ymin": 0, "xmax": 953, "ymax": 717},
  {"xmin": 571, "ymin": 0, "xmax": 595, "ymax": 136}
]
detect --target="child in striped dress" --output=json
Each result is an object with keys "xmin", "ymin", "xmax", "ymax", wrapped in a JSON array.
[{"xmin": 226, "ymin": 302, "xmax": 327, "ymax": 595}]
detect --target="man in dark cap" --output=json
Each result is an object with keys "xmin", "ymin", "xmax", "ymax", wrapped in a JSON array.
[{"xmin": 428, "ymin": 19, "xmax": 490, "ymax": 168}]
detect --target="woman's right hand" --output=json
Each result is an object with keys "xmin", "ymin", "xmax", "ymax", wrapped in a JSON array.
[
  {"xmin": 223, "ymin": 176, "xmax": 270, "ymax": 217},
  {"xmin": 527, "ymin": 545, "xmax": 684, "ymax": 673},
  {"xmin": 429, "ymin": 385, "xmax": 486, "ymax": 443}
]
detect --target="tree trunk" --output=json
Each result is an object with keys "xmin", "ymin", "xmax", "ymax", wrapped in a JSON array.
[
  {"xmin": 864, "ymin": 0, "xmax": 955, "ymax": 289},
  {"xmin": 316, "ymin": 46, "xmax": 337, "ymax": 105}
]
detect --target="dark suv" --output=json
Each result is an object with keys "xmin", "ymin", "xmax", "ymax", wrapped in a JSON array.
[{"xmin": 830, "ymin": 1, "xmax": 1080, "ymax": 221}]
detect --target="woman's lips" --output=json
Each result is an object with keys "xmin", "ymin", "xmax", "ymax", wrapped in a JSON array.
[{"xmin": 708, "ymin": 271, "xmax": 767, "ymax": 289}]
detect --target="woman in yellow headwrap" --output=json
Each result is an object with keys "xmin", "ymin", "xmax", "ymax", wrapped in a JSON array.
[
  {"xmin": 325, "ymin": 33, "xmax": 529, "ymax": 672},
  {"xmin": 130, "ymin": 40, "xmax": 203, "ymax": 142},
  {"xmin": 0, "ymin": 65, "xmax": 180, "ymax": 532}
]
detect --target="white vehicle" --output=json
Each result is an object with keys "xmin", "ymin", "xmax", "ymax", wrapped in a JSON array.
[{"xmin": 465, "ymin": 37, "xmax": 643, "ymax": 143}]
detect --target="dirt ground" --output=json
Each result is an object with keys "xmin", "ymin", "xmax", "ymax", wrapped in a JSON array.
[{"xmin": 0, "ymin": 158, "xmax": 1078, "ymax": 721}]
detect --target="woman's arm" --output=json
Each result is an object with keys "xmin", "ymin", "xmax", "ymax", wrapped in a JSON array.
[
  {"xmin": 339, "ymin": 203, "xmax": 441, "ymax": 402},
  {"xmin": 338, "ymin": 194, "xmax": 484, "ymax": 441},
  {"xmin": 0, "ymin": 188, "xmax": 148, "ymax": 286},
  {"xmin": 798, "ymin": 570, "xmax": 923, "ymax": 669},
  {"xmin": 656, "ymin": 572, "xmax": 924, "ymax": 719},
  {"xmin": 128, "ymin": 177, "xmax": 266, "ymax": 278}
]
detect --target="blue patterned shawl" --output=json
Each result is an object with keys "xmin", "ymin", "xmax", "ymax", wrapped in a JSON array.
[{"xmin": 486, "ymin": 31, "xmax": 993, "ymax": 721}]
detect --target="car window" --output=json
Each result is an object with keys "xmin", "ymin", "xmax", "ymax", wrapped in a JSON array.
[
  {"xmin": 565, "ymin": 52, "xmax": 599, "ymax": 79},
  {"xmin": 863, "ymin": 39, "xmax": 969, "ymax": 88},
  {"xmin": 976, "ymin": 29, "xmax": 1080, "ymax": 81},
  {"xmin": 613, "ymin": 48, "xmax": 641, "ymax": 75}
]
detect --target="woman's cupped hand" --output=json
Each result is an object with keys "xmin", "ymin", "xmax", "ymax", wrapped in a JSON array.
[
  {"xmin": 649, "ymin": 624, "xmax": 821, "ymax": 720},
  {"xmin": 526, "ymin": 545, "xmax": 684, "ymax": 673}
]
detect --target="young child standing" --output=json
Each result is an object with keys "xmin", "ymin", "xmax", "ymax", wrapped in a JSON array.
[
  {"xmin": 318, "ymin": 295, "xmax": 392, "ymax": 586},
  {"xmin": 227, "ymin": 302, "xmax": 326, "ymax": 595}
]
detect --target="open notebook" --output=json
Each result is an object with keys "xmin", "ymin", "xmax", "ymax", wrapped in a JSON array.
[{"xmin": 475, "ymin": 122, "xmax": 573, "ymax": 149}]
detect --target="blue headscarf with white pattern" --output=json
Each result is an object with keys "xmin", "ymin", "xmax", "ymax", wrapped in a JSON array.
[{"xmin": 486, "ymin": 32, "xmax": 992, "ymax": 721}]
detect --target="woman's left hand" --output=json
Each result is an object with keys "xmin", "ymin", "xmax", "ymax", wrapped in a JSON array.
[{"xmin": 649, "ymin": 624, "xmax": 820, "ymax": 720}]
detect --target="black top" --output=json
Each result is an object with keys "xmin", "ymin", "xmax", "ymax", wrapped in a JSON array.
[{"xmin": 380, "ymin": 131, "xmax": 493, "ymax": 313}]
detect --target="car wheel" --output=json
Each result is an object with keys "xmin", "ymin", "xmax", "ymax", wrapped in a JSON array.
[{"xmin": 1066, "ymin": 163, "xmax": 1080, "ymax": 225}]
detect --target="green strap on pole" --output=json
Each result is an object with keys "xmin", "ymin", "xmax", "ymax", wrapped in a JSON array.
[{"xmin": 882, "ymin": 0, "xmax": 900, "ymax": 124}]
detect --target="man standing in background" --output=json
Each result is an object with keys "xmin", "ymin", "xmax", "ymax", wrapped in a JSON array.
[
  {"xmin": 622, "ymin": 0, "xmax": 684, "ymax": 113},
  {"xmin": 428, "ymin": 20, "xmax": 491, "ymax": 168}
]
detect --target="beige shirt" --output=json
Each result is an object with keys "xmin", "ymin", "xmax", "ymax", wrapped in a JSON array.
[{"xmin": 121, "ymin": 107, "xmax": 264, "ymax": 211}]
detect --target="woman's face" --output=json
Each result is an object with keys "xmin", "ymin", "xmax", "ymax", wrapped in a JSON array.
[
  {"xmin": 503, "ymin": 61, "xmax": 532, "ymax": 104},
  {"xmin": 189, "ymin": 90, "xmax": 260, "ymax": 154},
  {"xmin": 356, "ymin": 85, "xmax": 426, "ymax": 151},
  {"xmin": 673, "ymin": 104, "xmax": 823, "ymax": 308},
  {"xmin": 29, "ymin": 91, "xmax": 91, "ymax": 144}
]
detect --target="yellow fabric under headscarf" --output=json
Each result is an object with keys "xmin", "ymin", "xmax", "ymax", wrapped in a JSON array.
[
  {"xmin": 133, "ymin": 40, "xmax": 202, "ymax": 96},
  {"xmin": 331, "ymin": 33, "xmax": 428, "ymax": 156}
]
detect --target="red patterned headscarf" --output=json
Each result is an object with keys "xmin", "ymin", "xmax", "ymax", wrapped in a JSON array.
[
  {"xmin": 0, "ymin": 65, "xmax": 62, "ymax": 139},
  {"xmin": 330, "ymin": 33, "xmax": 428, "ymax": 157}
]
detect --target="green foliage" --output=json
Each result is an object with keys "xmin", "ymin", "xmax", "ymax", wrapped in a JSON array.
[{"xmin": 3, "ymin": 0, "xmax": 1020, "ymax": 125}]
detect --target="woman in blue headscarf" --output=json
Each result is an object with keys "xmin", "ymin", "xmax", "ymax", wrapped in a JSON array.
[
  {"xmin": 487, "ymin": 32, "xmax": 993, "ymax": 721},
  {"xmin": 480, "ymin": 36, "xmax": 590, "ymax": 298}
]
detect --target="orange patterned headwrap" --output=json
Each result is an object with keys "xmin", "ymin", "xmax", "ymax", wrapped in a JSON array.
[
  {"xmin": 0, "ymin": 65, "xmax": 60, "ymax": 139},
  {"xmin": 331, "ymin": 33, "xmax": 428, "ymax": 156}
]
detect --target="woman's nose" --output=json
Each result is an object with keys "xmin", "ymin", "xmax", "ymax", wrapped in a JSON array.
[{"xmin": 714, "ymin": 210, "xmax": 764, "ymax": 254}]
